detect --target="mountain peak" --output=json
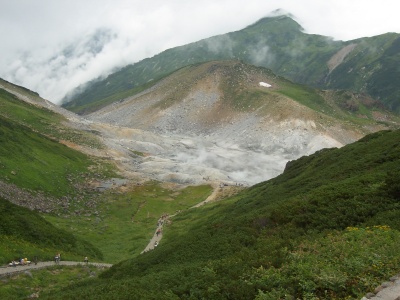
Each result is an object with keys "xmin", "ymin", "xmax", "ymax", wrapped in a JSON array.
[
  {"xmin": 268, "ymin": 8, "xmax": 296, "ymax": 19},
  {"xmin": 244, "ymin": 9, "xmax": 303, "ymax": 32}
]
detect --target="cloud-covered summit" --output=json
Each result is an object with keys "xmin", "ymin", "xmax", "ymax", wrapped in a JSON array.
[{"xmin": 1, "ymin": 0, "xmax": 399, "ymax": 103}]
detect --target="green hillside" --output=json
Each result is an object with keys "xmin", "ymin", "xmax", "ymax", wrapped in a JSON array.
[
  {"xmin": 0, "ymin": 84, "xmax": 117, "ymax": 266},
  {"xmin": 41, "ymin": 129, "xmax": 400, "ymax": 299},
  {"xmin": 0, "ymin": 196, "xmax": 103, "ymax": 264},
  {"xmin": 0, "ymin": 87, "xmax": 115, "ymax": 198},
  {"xmin": 62, "ymin": 15, "xmax": 400, "ymax": 114}
]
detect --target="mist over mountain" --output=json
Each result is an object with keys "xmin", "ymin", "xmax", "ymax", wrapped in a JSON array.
[
  {"xmin": 62, "ymin": 14, "xmax": 400, "ymax": 114},
  {"xmin": 80, "ymin": 60, "xmax": 399, "ymax": 185},
  {"xmin": 2, "ymin": 9, "xmax": 400, "ymax": 296}
]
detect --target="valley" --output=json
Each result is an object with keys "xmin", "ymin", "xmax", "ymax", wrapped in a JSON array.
[{"xmin": 1, "ymin": 41, "xmax": 400, "ymax": 300}]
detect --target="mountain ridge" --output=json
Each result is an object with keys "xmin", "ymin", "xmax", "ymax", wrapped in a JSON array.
[
  {"xmin": 2, "ymin": 55, "xmax": 400, "ymax": 299},
  {"xmin": 81, "ymin": 60, "xmax": 399, "ymax": 185},
  {"xmin": 62, "ymin": 14, "xmax": 400, "ymax": 114}
]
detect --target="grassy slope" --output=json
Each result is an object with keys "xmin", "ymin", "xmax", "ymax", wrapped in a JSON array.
[
  {"xmin": 0, "ymin": 196, "xmax": 103, "ymax": 264},
  {"xmin": 0, "ymin": 88, "xmax": 101, "ymax": 196},
  {"xmin": 0, "ymin": 88, "xmax": 103, "ymax": 149},
  {"xmin": 327, "ymin": 34, "xmax": 400, "ymax": 112},
  {"xmin": 0, "ymin": 115, "xmax": 93, "ymax": 196},
  {"xmin": 0, "ymin": 86, "xmax": 115, "ymax": 264},
  {"xmin": 0, "ymin": 265, "xmax": 104, "ymax": 300},
  {"xmin": 42, "ymin": 129, "xmax": 400, "ymax": 299},
  {"xmin": 43, "ymin": 183, "xmax": 213, "ymax": 263}
]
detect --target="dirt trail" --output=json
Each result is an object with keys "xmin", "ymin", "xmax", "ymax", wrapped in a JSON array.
[
  {"xmin": 141, "ymin": 216, "xmax": 167, "ymax": 253},
  {"xmin": 141, "ymin": 183, "xmax": 224, "ymax": 253},
  {"xmin": 0, "ymin": 261, "xmax": 112, "ymax": 277}
]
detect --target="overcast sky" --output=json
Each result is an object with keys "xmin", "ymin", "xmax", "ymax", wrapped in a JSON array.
[{"xmin": 1, "ymin": 0, "xmax": 399, "ymax": 104}]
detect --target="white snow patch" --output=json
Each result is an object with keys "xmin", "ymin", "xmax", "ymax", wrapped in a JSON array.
[{"xmin": 259, "ymin": 82, "xmax": 272, "ymax": 88}]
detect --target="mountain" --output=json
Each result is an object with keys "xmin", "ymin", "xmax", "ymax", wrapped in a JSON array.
[
  {"xmin": 41, "ymin": 129, "xmax": 400, "ymax": 299},
  {"xmin": 62, "ymin": 14, "xmax": 400, "ymax": 114},
  {"xmin": 2, "ymin": 54, "xmax": 400, "ymax": 298},
  {"xmin": 82, "ymin": 60, "xmax": 399, "ymax": 185}
]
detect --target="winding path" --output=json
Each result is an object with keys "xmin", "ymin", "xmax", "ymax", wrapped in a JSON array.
[
  {"xmin": 141, "ymin": 183, "xmax": 220, "ymax": 253},
  {"xmin": 0, "ymin": 261, "xmax": 112, "ymax": 277}
]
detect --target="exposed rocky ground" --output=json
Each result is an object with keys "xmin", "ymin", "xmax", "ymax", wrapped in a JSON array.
[
  {"xmin": 83, "ymin": 62, "xmax": 380, "ymax": 187},
  {"xmin": 0, "ymin": 63, "xmax": 396, "ymax": 212}
]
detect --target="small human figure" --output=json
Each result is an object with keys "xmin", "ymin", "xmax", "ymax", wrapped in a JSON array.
[
  {"xmin": 84, "ymin": 257, "xmax": 88, "ymax": 265},
  {"xmin": 34, "ymin": 256, "xmax": 38, "ymax": 265},
  {"xmin": 154, "ymin": 241, "xmax": 158, "ymax": 247},
  {"xmin": 55, "ymin": 254, "xmax": 59, "ymax": 265}
]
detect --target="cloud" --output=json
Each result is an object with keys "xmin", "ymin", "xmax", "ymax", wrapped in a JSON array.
[
  {"xmin": 204, "ymin": 35, "xmax": 235, "ymax": 57},
  {"xmin": 248, "ymin": 42, "xmax": 274, "ymax": 65},
  {"xmin": 0, "ymin": 0, "xmax": 399, "ymax": 103}
]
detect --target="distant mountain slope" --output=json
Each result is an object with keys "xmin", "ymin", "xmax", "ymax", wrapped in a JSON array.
[
  {"xmin": 87, "ymin": 60, "xmax": 399, "ymax": 147},
  {"xmin": 78, "ymin": 61, "xmax": 399, "ymax": 186},
  {"xmin": 42, "ymin": 129, "xmax": 400, "ymax": 299},
  {"xmin": 62, "ymin": 14, "xmax": 400, "ymax": 114}
]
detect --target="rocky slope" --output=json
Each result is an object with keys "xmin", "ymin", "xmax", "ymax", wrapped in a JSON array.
[
  {"xmin": 2, "ymin": 60, "xmax": 399, "ymax": 190},
  {"xmin": 63, "ymin": 14, "xmax": 400, "ymax": 114},
  {"xmin": 84, "ymin": 61, "xmax": 398, "ymax": 186}
]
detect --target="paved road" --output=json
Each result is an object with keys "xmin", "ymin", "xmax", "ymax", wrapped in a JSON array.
[
  {"xmin": 0, "ymin": 261, "xmax": 112, "ymax": 277},
  {"xmin": 361, "ymin": 275, "xmax": 400, "ymax": 300}
]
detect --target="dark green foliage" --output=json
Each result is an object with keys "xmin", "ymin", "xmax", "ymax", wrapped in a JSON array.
[
  {"xmin": 382, "ymin": 169, "xmax": 400, "ymax": 200},
  {"xmin": 325, "ymin": 34, "xmax": 400, "ymax": 112},
  {"xmin": 367, "ymin": 37, "xmax": 400, "ymax": 111},
  {"xmin": 43, "ymin": 130, "xmax": 400, "ymax": 299}
]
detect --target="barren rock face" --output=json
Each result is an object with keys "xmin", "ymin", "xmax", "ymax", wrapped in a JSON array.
[
  {"xmin": 83, "ymin": 62, "xmax": 366, "ymax": 186},
  {"xmin": 4, "ymin": 61, "xmax": 387, "ymax": 188}
]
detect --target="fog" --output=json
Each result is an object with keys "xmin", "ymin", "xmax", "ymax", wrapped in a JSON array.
[{"xmin": 1, "ymin": 0, "xmax": 400, "ymax": 103}]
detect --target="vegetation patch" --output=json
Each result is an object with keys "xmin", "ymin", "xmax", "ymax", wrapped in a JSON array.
[
  {"xmin": 0, "ymin": 196, "xmax": 102, "ymax": 265},
  {"xmin": 0, "ymin": 115, "xmax": 94, "ymax": 197},
  {"xmin": 40, "ymin": 129, "xmax": 400, "ymax": 299},
  {"xmin": 43, "ymin": 182, "xmax": 213, "ymax": 263},
  {"xmin": 0, "ymin": 265, "xmax": 106, "ymax": 300},
  {"xmin": 0, "ymin": 88, "xmax": 102, "ymax": 149}
]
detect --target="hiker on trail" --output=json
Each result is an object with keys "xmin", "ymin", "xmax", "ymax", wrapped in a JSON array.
[
  {"xmin": 54, "ymin": 254, "xmax": 60, "ymax": 265},
  {"xmin": 154, "ymin": 241, "xmax": 158, "ymax": 247},
  {"xmin": 84, "ymin": 257, "xmax": 88, "ymax": 264},
  {"xmin": 156, "ymin": 229, "xmax": 161, "ymax": 236}
]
